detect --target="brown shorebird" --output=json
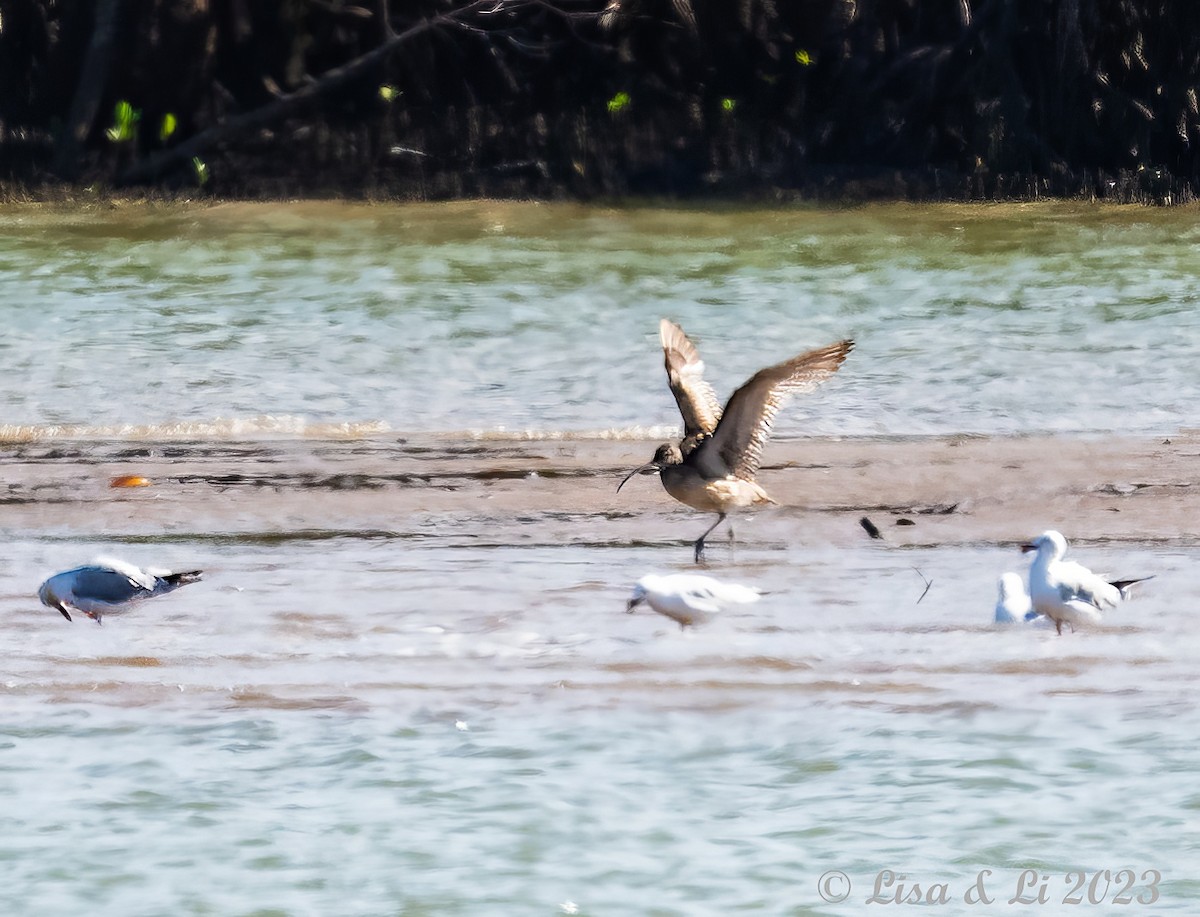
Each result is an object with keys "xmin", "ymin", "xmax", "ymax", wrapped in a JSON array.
[{"xmin": 619, "ymin": 319, "xmax": 853, "ymax": 562}]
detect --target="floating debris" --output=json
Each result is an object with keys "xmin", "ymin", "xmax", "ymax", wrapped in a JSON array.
[{"xmin": 110, "ymin": 474, "xmax": 152, "ymax": 488}]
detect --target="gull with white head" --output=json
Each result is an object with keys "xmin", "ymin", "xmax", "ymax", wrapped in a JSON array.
[
  {"xmin": 1021, "ymin": 530, "xmax": 1150, "ymax": 635},
  {"xmin": 38, "ymin": 557, "xmax": 203, "ymax": 624},
  {"xmin": 993, "ymin": 572, "xmax": 1048, "ymax": 625},
  {"xmin": 626, "ymin": 573, "xmax": 762, "ymax": 628},
  {"xmin": 618, "ymin": 319, "xmax": 853, "ymax": 563},
  {"xmin": 994, "ymin": 572, "xmax": 1037, "ymax": 624}
]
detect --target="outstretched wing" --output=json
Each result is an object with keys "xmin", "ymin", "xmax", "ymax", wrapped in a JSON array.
[
  {"xmin": 660, "ymin": 319, "xmax": 723, "ymax": 441},
  {"xmin": 704, "ymin": 339, "xmax": 854, "ymax": 480}
]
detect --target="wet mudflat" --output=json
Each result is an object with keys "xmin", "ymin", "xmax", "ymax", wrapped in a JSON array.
[{"xmin": 3, "ymin": 201, "xmax": 1200, "ymax": 913}]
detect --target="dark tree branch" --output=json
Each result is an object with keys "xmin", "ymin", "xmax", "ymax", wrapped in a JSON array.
[{"xmin": 117, "ymin": 0, "xmax": 554, "ymax": 186}]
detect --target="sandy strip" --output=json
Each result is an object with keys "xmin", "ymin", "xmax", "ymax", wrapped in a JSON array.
[{"xmin": 2, "ymin": 433, "xmax": 1198, "ymax": 547}]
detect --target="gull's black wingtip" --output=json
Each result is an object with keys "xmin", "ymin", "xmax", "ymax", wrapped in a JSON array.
[{"xmin": 164, "ymin": 570, "xmax": 204, "ymax": 587}]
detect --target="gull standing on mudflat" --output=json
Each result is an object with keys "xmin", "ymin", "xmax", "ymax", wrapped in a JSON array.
[
  {"xmin": 38, "ymin": 557, "xmax": 203, "ymax": 624},
  {"xmin": 626, "ymin": 573, "xmax": 762, "ymax": 628},
  {"xmin": 1022, "ymin": 530, "xmax": 1150, "ymax": 635},
  {"xmin": 619, "ymin": 319, "xmax": 853, "ymax": 562},
  {"xmin": 993, "ymin": 572, "xmax": 1043, "ymax": 624}
]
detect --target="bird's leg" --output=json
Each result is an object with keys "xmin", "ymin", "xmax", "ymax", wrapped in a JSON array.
[
  {"xmin": 84, "ymin": 611, "xmax": 102, "ymax": 626},
  {"xmin": 1055, "ymin": 619, "xmax": 1063, "ymax": 636},
  {"xmin": 693, "ymin": 513, "xmax": 727, "ymax": 565}
]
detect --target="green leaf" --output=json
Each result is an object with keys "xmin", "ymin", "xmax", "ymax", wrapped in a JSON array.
[
  {"xmin": 721, "ymin": 97, "xmax": 737, "ymax": 113},
  {"xmin": 378, "ymin": 84, "xmax": 401, "ymax": 103},
  {"xmin": 606, "ymin": 91, "xmax": 631, "ymax": 114},
  {"xmin": 159, "ymin": 113, "xmax": 177, "ymax": 142},
  {"xmin": 192, "ymin": 156, "xmax": 209, "ymax": 186},
  {"xmin": 795, "ymin": 49, "xmax": 813, "ymax": 66},
  {"xmin": 106, "ymin": 100, "xmax": 140, "ymax": 143}
]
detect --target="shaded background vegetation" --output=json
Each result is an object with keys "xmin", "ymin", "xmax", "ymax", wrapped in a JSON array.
[{"xmin": 0, "ymin": 0, "xmax": 1196, "ymax": 201}]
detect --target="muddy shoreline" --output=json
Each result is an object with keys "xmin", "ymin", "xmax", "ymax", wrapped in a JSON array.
[{"xmin": 4, "ymin": 433, "xmax": 1198, "ymax": 549}]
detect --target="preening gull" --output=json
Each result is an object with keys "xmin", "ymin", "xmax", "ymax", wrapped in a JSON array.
[
  {"xmin": 993, "ymin": 572, "xmax": 1047, "ymax": 625},
  {"xmin": 626, "ymin": 573, "xmax": 762, "ymax": 628},
  {"xmin": 618, "ymin": 319, "xmax": 853, "ymax": 563},
  {"xmin": 38, "ymin": 557, "xmax": 203, "ymax": 624},
  {"xmin": 1021, "ymin": 530, "xmax": 1151, "ymax": 635}
]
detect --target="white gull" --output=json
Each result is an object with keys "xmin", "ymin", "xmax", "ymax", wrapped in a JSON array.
[
  {"xmin": 995, "ymin": 572, "xmax": 1038, "ymax": 624},
  {"xmin": 626, "ymin": 573, "xmax": 762, "ymax": 628},
  {"xmin": 39, "ymin": 557, "xmax": 203, "ymax": 624},
  {"xmin": 1021, "ymin": 530, "xmax": 1150, "ymax": 635},
  {"xmin": 993, "ymin": 572, "xmax": 1052, "ymax": 626}
]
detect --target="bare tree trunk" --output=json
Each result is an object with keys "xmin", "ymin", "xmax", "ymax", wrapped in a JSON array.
[{"xmin": 52, "ymin": 0, "xmax": 124, "ymax": 179}]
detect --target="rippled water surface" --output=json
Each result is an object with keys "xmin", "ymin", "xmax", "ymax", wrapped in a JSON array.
[
  {"xmin": 3, "ymin": 200, "xmax": 1200, "ymax": 436},
  {"xmin": 3, "ymin": 202, "xmax": 1200, "ymax": 915}
]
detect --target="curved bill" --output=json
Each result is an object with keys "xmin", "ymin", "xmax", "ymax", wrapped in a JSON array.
[{"xmin": 616, "ymin": 462, "xmax": 659, "ymax": 493}]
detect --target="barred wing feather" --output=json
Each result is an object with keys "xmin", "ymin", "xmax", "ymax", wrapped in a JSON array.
[
  {"xmin": 659, "ymin": 318, "xmax": 723, "ymax": 441},
  {"xmin": 706, "ymin": 339, "xmax": 854, "ymax": 480}
]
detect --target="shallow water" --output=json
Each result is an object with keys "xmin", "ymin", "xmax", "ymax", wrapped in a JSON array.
[
  {"xmin": 3, "ymin": 534, "xmax": 1199, "ymax": 914},
  {"xmin": 3, "ymin": 201, "xmax": 1200, "ymax": 438},
  {"xmin": 3, "ymin": 202, "xmax": 1200, "ymax": 914}
]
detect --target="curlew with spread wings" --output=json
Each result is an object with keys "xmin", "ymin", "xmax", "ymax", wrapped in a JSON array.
[{"xmin": 620, "ymin": 319, "xmax": 853, "ymax": 563}]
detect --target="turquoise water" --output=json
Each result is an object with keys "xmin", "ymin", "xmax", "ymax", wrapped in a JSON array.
[
  {"xmin": 3, "ymin": 202, "xmax": 1200, "ymax": 914},
  {"xmin": 3, "ymin": 201, "xmax": 1200, "ymax": 438}
]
